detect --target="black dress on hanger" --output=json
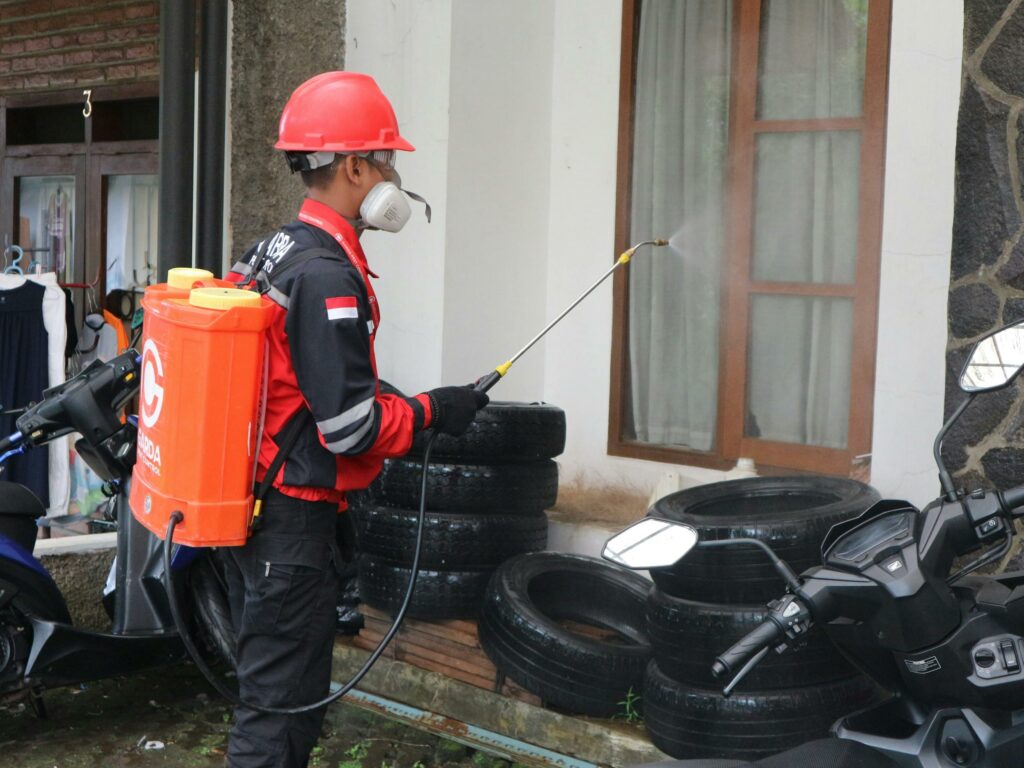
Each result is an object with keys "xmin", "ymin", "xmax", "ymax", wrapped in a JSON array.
[{"xmin": 0, "ymin": 281, "xmax": 50, "ymax": 506}]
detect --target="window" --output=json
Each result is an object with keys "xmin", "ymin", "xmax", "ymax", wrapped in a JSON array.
[{"xmin": 610, "ymin": 0, "xmax": 891, "ymax": 476}]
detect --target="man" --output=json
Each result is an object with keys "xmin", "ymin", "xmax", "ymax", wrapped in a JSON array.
[{"xmin": 223, "ymin": 71, "xmax": 488, "ymax": 768}]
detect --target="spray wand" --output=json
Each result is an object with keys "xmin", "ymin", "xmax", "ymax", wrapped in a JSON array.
[{"xmin": 474, "ymin": 238, "xmax": 668, "ymax": 393}]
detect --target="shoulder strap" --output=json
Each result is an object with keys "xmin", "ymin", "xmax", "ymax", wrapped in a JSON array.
[
  {"xmin": 250, "ymin": 409, "xmax": 313, "ymax": 528},
  {"xmin": 253, "ymin": 247, "xmax": 349, "ymax": 296}
]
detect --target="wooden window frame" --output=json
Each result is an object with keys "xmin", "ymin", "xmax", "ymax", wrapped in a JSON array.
[{"xmin": 608, "ymin": 0, "xmax": 892, "ymax": 476}]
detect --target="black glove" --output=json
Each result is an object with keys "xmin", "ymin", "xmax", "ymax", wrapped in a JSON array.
[{"xmin": 426, "ymin": 386, "xmax": 489, "ymax": 436}]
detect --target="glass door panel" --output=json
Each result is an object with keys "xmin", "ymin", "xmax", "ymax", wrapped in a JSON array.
[
  {"xmin": 745, "ymin": 294, "xmax": 853, "ymax": 448},
  {"xmin": 757, "ymin": 0, "xmax": 869, "ymax": 120},
  {"xmin": 105, "ymin": 174, "xmax": 158, "ymax": 292},
  {"xmin": 15, "ymin": 175, "xmax": 76, "ymax": 280},
  {"xmin": 751, "ymin": 131, "xmax": 861, "ymax": 284}
]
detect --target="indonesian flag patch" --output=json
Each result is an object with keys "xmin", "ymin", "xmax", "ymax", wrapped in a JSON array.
[{"xmin": 325, "ymin": 296, "xmax": 358, "ymax": 321}]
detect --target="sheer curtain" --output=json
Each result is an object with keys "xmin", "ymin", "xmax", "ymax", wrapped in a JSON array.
[
  {"xmin": 745, "ymin": 0, "xmax": 866, "ymax": 449},
  {"xmin": 627, "ymin": 0, "xmax": 866, "ymax": 452},
  {"xmin": 627, "ymin": 0, "xmax": 731, "ymax": 450}
]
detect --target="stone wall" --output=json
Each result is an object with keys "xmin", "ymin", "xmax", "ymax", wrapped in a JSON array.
[
  {"xmin": 945, "ymin": 0, "xmax": 1024, "ymax": 495},
  {"xmin": 40, "ymin": 548, "xmax": 116, "ymax": 631},
  {"xmin": 228, "ymin": 0, "xmax": 346, "ymax": 254}
]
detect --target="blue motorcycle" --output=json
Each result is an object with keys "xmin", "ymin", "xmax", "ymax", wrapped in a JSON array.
[{"xmin": 0, "ymin": 351, "xmax": 232, "ymax": 706}]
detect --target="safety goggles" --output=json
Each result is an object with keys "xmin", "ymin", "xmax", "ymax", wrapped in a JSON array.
[{"xmin": 290, "ymin": 149, "xmax": 397, "ymax": 174}]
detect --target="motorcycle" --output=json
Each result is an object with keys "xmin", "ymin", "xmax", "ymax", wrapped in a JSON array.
[
  {"xmin": 0, "ymin": 350, "xmax": 231, "ymax": 708},
  {"xmin": 604, "ymin": 319, "xmax": 1024, "ymax": 768}
]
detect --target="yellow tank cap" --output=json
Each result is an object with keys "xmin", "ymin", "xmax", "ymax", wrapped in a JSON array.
[
  {"xmin": 189, "ymin": 287, "xmax": 262, "ymax": 311},
  {"xmin": 167, "ymin": 267, "xmax": 215, "ymax": 289}
]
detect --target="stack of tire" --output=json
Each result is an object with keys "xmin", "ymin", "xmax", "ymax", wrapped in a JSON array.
[
  {"xmin": 642, "ymin": 476, "xmax": 885, "ymax": 762},
  {"xmin": 479, "ymin": 552, "xmax": 653, "ymax": 717},
  {"xmin": 354, "ymin": 401, "xmax": 565, "ymax": 620}
]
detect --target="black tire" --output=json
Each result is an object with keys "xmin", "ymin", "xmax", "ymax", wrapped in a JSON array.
[
  {"xmin": 354, "ymin": 505, "xmax": 548, "ymax": 569},
  {"xmin": 478, "ymin": 553, "xmax": 651, "ymax": 717},
  {"xmin": 409, "ymin": 402, "xmax": 566, "ymax": 463},
  {"xmin": 643, "ymin": 660, "xmax": 883, "ymax": 761},
  {"xmin": 377, "ymin": 458, "xmax": 558, "ymax": 514},
  {"xmin": 649, "ymin": 476, "xmax": 878, "ymax": 603},
  {"xmin": 645, "ymin": 587, "xmax": 855, "ymax": 689},
  {"xmin": 189, "ymin": 552, "xmax": 238, "ymax": 668},
  {"xmin": 357, "ymin": 555, "xmax": 492, "ymax": 620}
]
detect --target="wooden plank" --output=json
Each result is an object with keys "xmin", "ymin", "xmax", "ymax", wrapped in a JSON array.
[
  {"xmin": 357, "ymin": 627, "xmax": 500, "ymax": 681},
  {"xmin": 395, "ymin": 648, "xmax": 498, "ymax": 691},
  {"xmin": 353, "ymin": 608, "xmax": 545, "ymax": 706},
  {"xmin": 362, "ymin": 605, "xmax": 479, "ymax": 637},
  {"xmin": 361, "ymin": 611, "xmax": 481, "ymax": 648},
  {"xmin": 361, "ymin": 617, "xmax": 487, "ymax": 661}
]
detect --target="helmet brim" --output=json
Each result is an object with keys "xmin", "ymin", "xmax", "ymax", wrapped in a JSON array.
[{"xmin": 274, "ymin": 136, "xmax": 416, "ymax": 153}]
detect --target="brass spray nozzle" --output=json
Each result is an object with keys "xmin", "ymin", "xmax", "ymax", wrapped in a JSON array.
[{"xmin": 618, "ymin": 238, "xmax": 669, "ymax": 265}]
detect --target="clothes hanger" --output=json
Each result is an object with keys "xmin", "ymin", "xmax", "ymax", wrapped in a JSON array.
[{"xmin": 3, "ymin": 245, "xmax": 24, "ymax": 275}]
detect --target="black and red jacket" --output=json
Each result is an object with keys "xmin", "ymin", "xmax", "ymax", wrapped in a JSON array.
[{"xmin": 227, "ymin": 198, "xmax": 431, "ymax": 506}]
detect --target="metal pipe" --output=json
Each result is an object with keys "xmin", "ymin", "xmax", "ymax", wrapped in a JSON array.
[
  {"xmin": 157, "ymin": 0, "xmax": 196, "ymax": 282},
  {"xmin": 196, "ymin": 0, "xmax": 228, "ymax": 276}
]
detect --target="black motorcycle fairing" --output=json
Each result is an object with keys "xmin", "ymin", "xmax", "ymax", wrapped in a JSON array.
[
  {"xmin": 811, "ymin": 504, "xmax": 963, "ymax": 653},
  {"xmin": 23, "ymin": 617, "xmax": 184, "ymax": 689},
  {"xmin": 0, "ymin": 564, "xmax": 71, "ymax": 626},
  {"xmin": 836, "ymin": 700, "xmax": 1024, "ymax": 768},
  {"xmin": 0, "ymin": 481, "xmax": 46, "ymax": 519},
  {"xmin": 821, "ymin": 499, "xmax": 918, "ymax": 557}
]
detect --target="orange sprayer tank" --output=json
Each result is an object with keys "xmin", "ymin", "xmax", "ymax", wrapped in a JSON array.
[{"xmin": 129, "ymin": 285, "xmax": 273, "ymax": 546}]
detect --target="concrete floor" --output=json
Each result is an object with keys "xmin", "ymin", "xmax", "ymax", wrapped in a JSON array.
[{"xmin": 0, "ymin": 664, "xmax": 525, "ymax": 768}]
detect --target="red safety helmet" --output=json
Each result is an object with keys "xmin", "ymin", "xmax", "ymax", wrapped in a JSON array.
[{"xmin": 275, "ymin": 71, "xmax": 414, "ymax": 153}]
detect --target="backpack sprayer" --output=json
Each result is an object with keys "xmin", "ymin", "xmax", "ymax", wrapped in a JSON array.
[{"xmin": 137, "ymin": 238, "xmax": 667, "ymax": 715}]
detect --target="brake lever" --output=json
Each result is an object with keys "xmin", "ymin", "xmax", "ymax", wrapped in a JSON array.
[{"xmin": 722, "ymin": 646, "xmax": 770, "ymax": 697}]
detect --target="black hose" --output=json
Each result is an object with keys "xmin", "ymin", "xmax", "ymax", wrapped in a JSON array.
[{"xmin": 161, "ymin": 432, "xmax": 439, "ymax": 715}]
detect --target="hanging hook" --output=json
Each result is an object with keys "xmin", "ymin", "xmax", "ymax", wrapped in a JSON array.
[{"xmin": 82, "ymin": 89, "xmax": 93, "ymax": 119}]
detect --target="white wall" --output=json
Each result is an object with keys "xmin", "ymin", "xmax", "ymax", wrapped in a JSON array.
[
  {"xmin": 345, "ymin": 1, "xmax": 454, "ymax": 393},
  {"xmin": 347, "ymin": 0, "xmax": 963, "ymax": 506},
  {"xmin": 869, "ymin": 0, "xmax": 962, "ymax": 506},
  {"xmin": 441, "ymin": 1, "xmax": 555, "ymax": 401}
]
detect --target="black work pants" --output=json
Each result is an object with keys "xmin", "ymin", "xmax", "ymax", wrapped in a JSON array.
[{"xmin": 223, "ymin": 490, "xmax": 341, "ymax": 768}]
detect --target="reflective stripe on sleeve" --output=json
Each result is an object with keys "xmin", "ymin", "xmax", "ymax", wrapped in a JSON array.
[
  {"xmin": 324, "ymin": 415, "xmax": 375, "ymax": 453},
  {"xmin": 316, "ymin": 396, "xmax": 374, "ymax": 436}
]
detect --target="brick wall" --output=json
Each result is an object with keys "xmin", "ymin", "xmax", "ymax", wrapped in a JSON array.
[{"xmin": 0, "ymin": 0, "xmax": 159, "ymax": 94}]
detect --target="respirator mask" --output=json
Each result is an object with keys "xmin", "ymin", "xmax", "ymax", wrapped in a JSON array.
[
  {"xmin": 291, "ymin": 150, "xmax": 431, "ymax": 234},
  {"xmin": 357, "ymin": 167, "xmax": 432, "ymax": 234}
]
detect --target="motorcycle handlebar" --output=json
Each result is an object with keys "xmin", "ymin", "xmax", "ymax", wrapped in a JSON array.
[
  {"xmin": 1002, "ymin": 485, "xmax": 1024, "ymax": 514},
  {"xmin": 0, "ymin": 431, "xmax": 22, "ymax": 454},
  {"xmin": 712, "ymin": 617, "xmax": 784, "ymax": 680}
]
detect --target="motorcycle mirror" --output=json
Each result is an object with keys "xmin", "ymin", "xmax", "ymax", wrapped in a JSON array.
[
  {"xmin": 960, "ymin": 320, "xmax": 1024, "ymax": 393},
  {"xmin": 602, "ymin": 518, "xmax": 699, "ymax": 570}
]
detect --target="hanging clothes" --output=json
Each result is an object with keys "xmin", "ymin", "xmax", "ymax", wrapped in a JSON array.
[
  {"xmin": 0, "ymin": 272, "xmax": 69, "ymax": 516},
  {"xmin": 78, "ymin": 313, "xmax": 119, "ymax": 365},
  {"xmin": 47, "ymin": 187, "xmax": 70, "ymax": 274},
  {"xmin": 63, "ymin": 288, "xmax": 78, "ymax": 359}
]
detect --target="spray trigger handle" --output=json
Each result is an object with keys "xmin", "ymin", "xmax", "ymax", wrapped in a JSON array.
[{"xmin": 475, "ymin": 370, "xmax": 503, "ymax": 394}]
